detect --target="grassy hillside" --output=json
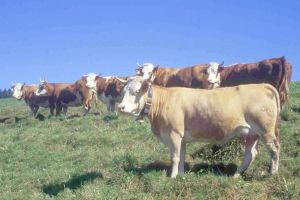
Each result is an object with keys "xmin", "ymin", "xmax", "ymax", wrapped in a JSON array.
[{"xmin": 0, "ymin": 83, "xmax": 299, "ymax": 200}]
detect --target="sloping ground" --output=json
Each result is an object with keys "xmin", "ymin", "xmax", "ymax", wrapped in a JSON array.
[{"xmin": 0, "ymin": 83, "xmax": 299, "ymax": 200}]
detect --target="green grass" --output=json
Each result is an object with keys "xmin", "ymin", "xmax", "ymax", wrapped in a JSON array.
[{"xmin": 0, "ymin": 83, "xmax": 300, "ymax": 200}]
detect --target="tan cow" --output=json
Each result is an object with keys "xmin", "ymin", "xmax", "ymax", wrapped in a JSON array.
[
  {"xmin": 118, "ymin": 76, "xmax": 280, "ymax": 178},
  {"xmin": 12, "ymin": 83, "xmax": 51, "ymax": 117}
]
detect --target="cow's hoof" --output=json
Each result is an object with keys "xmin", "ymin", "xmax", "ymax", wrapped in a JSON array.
[
  {"xmin": 233, "ymin": 173, "xmax": 241, "ymax": 178},
  {"xmin": 137, "ymin": 119, "xmax": 144, "ymax": 123}
]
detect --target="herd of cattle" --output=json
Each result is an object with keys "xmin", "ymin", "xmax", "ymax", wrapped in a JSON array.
[{"xmin": 11, "ymin": 56, "xmax": 292, "ymax": 178}]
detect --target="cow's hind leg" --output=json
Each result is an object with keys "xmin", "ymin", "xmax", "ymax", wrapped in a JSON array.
[
  {"xmin": 234, "ymin": 134, "xmax": 259, "ymax": 178},
  {"xmin": 262, "ymin": 133, "xmax": 280, "ymax": 175}
]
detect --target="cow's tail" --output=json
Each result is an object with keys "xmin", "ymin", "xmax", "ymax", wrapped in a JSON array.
[
  {"xmin": 278, "ymin": 56, "xmax": 291, "ymax": 107},
  {"xmin": 272, "ymin": 85, "xmax": 281, "ymax": 143}
]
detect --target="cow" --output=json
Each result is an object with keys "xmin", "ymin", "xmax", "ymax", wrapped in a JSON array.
[
  {"xmin": 206, "ymin": 57, "xmax": 292, "ymax": 107},
  {"xmin": 118, "ymin": 76, "xmax": 281, "ymax": 178},
  {"xmin": 136, "ymin": 62, "xmax": 222, "ymax": 89},
  {"xmin": 136, "ymin": 57, "xmax": 291, "ymax": 107},
  {"xmin": 35, "ymin": 77, "xmax": 94, "ymax": 116},
  {"xmin": 11, "ymin": 83, "xmax": 51, "ymax": 117},
  {"xmin": 85, "ymin": 74, "xmax": 128, "ymax": 112}
]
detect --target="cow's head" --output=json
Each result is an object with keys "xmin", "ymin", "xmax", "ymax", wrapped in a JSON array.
[
  {"xmin": 35, "ymin": 79, "xmax": 48, "ymax": 96},
  {"xmin": 85, "ymin": 73, "xmax": 99, "ymax": 91},
  {"xmin": 11, "ymin": 83, "xmax": 25, "ymax": 100},
  {"xmin": 135, "ymin": 63, "xmax": 157, "ymax": 80},
  {"xmin": 206, "ymin": 61, "xmax": 224, "ymax": 88},
  {"xmin": 118, "ymin": 76, "xmax": 150, "ymax": 116}
]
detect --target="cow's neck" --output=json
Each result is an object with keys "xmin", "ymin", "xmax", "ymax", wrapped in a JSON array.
[
  {"xmin": 147, "ymin": 85, "xmax": 167, "ymax": 120},
  {"xmin": 140, "ymin": 84, "xmax": 153, "ymax": 116}
]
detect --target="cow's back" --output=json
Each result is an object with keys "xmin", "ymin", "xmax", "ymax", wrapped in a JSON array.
[{"xmin": 153, "ymin": 64, "xmax": 209, "ymax": 88}]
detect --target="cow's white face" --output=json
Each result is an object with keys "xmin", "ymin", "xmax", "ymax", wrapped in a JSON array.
[
  {"xmin": 136, "ymin": 63, "xmax": 155, "ymax": 80},
  {"xmin": 85, "ymin": 73, "xmax": 98, "ymax": 90},
  {"xmin": 118, "ymin": 76, "xmax": 147, "ymax": 116},
  {"xmin": 12, "ymin": 83, "xmax": 24, "ymax": 100},
  {"xmin": 207, "ymin": 62, "xmax": 221, "ymax": 88},
  {"xmin": 35, "ymin": 80, "xmax": 48, "ymax": 96}
]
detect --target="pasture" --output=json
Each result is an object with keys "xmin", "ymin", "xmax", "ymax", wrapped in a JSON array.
[{"xmin": 0, "ymin": 83, "xmax": 299, "ymax": 200}]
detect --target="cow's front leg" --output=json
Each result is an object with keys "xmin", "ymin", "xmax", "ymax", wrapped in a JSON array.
[
  {"xmin": 161, "ymin": 131, "xmax": 184, "ymax": 178},
  {"xmin": 110, "ymin": 100, "xmax": 116, "ymax": 113},
  {"xmin": 33, "ymin": 106, "xmax": 39, "ymax": 118},
  {"xmin": 62, "ymin": 106, "xmax": 68, "ymax": 117}
]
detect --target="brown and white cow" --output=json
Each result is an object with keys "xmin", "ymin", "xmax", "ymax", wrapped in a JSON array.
[
  {"xmin": 12, "ymin": 83, "xmax": 51, "ymax": 117},
  {"xmin": 35, "ymin": 78, "xmax": 94, "ymax": 116},
  {"xmin": 85, "ymin": 74, "xmax": 128, "ymax": 112},
  {"xmin": 137, "ymin": 57, "xmax": 291, "ymax": 107},
  {"xmin": 206, "ymin": 57, "xmax": 292, "ymax": 107},
  {"xmin": 136, "ymin": 62, "xmax": 222, "ymax": 89},
  {"xmin": 118, "ymin": 76, "xmax": 280, "ymax": 178}
]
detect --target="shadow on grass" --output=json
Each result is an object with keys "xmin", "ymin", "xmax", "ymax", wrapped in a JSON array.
[
  {"xmin": 291, "ymin": 106, "xmax": 300, "ymax": 113},
  {"xmin": 191, "ymin": 162, "xmax": 237, "ymax": 176},
  {"xmin": 67, "ymin": 114, "xmax": 81, "ymax": 119},
  {"xmin": 42, "ymin": 171, "xmax": 103, "ymax": 197},
  {"xmin": 124, "ymin": 161, "xmax": 237, "ymax": 177},
  {"xmin": 0, "ymin": 117, "xmax": 11, "ymax": 123},
  {"xmin": 15, "ymin": 116, "xmax": 28, "ymax": 123},
  {"xmin": 103, "ymin": 113, "xmax": 119, "ymax": 122},
  {"xmin": 35, "ymin": 113, "xmax": 46, "ymax": 121},
  {"xmin": 90, "ymin": 112, "xmax": 100, "ymax": 116}
]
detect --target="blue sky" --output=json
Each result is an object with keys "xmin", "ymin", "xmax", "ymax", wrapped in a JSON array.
[{"xmin": 1, "ymin": 0, "xmax": 299, "ymax": 89}]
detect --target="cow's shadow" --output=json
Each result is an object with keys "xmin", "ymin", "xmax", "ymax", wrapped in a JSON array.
[
  {"xmin": 124, "ymin": 161, "xmax": 237, "ymax": 177},
  {"xmin": 42, "ymin": 171, "xmax": 103, "ymax": 197},
  {"xmin": 67, "ymin": 114, "xmax": 81, "ymax": 119}
]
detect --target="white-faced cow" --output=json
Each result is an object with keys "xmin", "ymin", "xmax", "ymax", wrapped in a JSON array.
[
  {"xmin": 136, "ymin": 62, "xmax": 222, "ymax": 89},
  {"xmin": 35, "ymin": 78, "xmax": 94, "ymax": 116},
  {"xmin": 136, "ymin": 57, "xmax": 291, "ymax": 107},
  {"xmin": 206, "ymin": 57, "xmax": 292, "ymax": 107},
  {"xmin": 11, "ymin": 83, "xmax": 51, "ymax": 117},
  {"xmin": 85, "ymin": 74, "xmax": 128, "ymax": 112},
  {"xmin": 118, "ymin": 76, "xmax": 280, "ymax": 178}
]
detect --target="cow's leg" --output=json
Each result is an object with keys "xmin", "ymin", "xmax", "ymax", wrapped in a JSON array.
[
  {"xmin": 178, "ymin": 140, "xmax": 186, "ymax": 175},
  {"xmin": 29, "ymin": 105, "xmax": 35, "ymax": 117},
  {"xmin": 62, "ymin": 106, "xmax": 68, "ymax": 117},
  {"xmin": 83, "ymin": 98, "xmax": 91, "ymax": 116},
  {"xmin": 50, "ymin": 106, "xmax": 55, "ymax": 116},
  {"xmin": 234, "ymin": 134, "xmax": 259, "ymax": 178},
  {"xmin": 161, "ymin": 131, "xmax": 184, "ymax": 178},
  {"xmin": 110, "ymin": 100, "xmax": 116, "ymax": 113},
  {"xmin": 56, "ymin": 101, "xmax": 62, "ymax": 116},
  {"xmin": 262, "ymin": 133, "xmax": 280, "ymax": 175},
  {"xmin": 33, "ymin": 106, "xmax": 39, "ymax": 117}
]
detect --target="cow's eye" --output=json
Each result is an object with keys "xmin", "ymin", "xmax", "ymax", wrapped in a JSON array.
[{"xmin": 135, "ymin": 89, "xmax": 140, "ymax": 94}]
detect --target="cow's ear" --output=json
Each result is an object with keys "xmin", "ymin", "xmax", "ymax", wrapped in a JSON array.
[
  {"xmin": 218, "ymin": 66, "xmax": 224, "ymax": 73},
  {"xmin": 153, "ymin": 65, "xmax": 159, "ymax": 73}
]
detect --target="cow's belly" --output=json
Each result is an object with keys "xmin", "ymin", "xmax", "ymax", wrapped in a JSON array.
[
  {"xmin": 61, "ymin": 92, "xmax": 82, "ymax": 107},
  {"xmin": 37, "ymin": 101, "xmax": 49, "ymax": 108},
  {"xmin": 99, "ymin": 93, "xmax": 111, "ymax": 105},
  {"xmin": 184, "ymin": 121, "xmax": 251, "ymax": 144}
]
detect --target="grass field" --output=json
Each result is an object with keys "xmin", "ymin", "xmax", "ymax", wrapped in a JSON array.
[{"xmin": 0, "ymin": 83, "xmax": 299, "ymax": 200}]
